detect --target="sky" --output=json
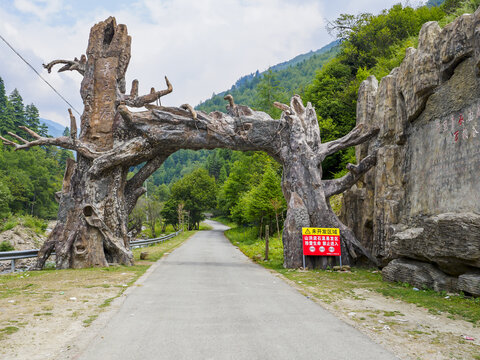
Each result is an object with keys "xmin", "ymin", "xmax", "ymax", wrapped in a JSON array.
[{"xmin": 0, "ymin": 0, "xmax": 424, "ymax": 126}]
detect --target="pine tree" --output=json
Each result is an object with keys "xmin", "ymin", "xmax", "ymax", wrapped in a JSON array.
[
  {"xmin": 9, "ymin": 89, "xmax": 26, "ymax": 129},
  {"xmin": 0, "ymin": 77, "xmax": 14, "ymax": 135},
  {"xmin": 255, "ymin": 69, "xmax": 285, "ymax": 117},
  {"xmin": 25, "ymin": 104, "xmax": 41, "ymax": 133},
  {"xmin": 38, "ymin": 122, "xmax": 49, "ymax": 137}
]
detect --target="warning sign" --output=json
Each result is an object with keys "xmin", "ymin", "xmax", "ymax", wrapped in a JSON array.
[{"xmin": 302, "ymin": 227, "xmax": 341, "ymax": 256}]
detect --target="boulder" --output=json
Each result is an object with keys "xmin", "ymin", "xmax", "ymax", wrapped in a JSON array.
[
  {"xmin": 391, "ymin": 213, "xmax": 480, "ymax": 275},
  {"xmin": 382, "ymin": 258, "xmax": 458, "ymax": 293},
  {"xmin": 458, "ymin": 272, "xmax": 480, "ymax": 296}
]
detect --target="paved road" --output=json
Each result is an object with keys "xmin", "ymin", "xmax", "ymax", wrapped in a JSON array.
[{"xmin": 78, "ymin": 220, "xmax": 397, "ymax": 360}]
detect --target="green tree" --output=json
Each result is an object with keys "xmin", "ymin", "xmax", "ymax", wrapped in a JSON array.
[
  {"xmin": 25, "ymin": 104, "xmax": 41, "ymax": 133},
  {"xmin": 144, "ymin": 198, "xmax": 162, "ymax": 238},
  {"xmin": 244, "ymin": 164, "xmax": 285, "ymax": 235},
  {"xmin": 0, "ymin": 177, "xmax": 13, "ymax": 219},
  {"xmin": 255, "ymin": 69, "xmax": 285, "ymax": 117},
  {"xmin": 161, "ymin": 198, "xmax": 181, "ymax": 230},
  {"xmin": 0, "ymin": 77, "xmax": 14, "ymax": 135},
  {"xmin": 169, "ymin": 168, "xmax": 216, "ymax": 230},
  {"xmin": 154, "ymin": 183, "xmax": 170, "ymax": 202},
  {"xmin": 217, "ymin": 152, "xmax": 272, "ymax": 217},
  {"xmin": 9, "ymin": 89, "xmax": 26, "ymax": 129}
]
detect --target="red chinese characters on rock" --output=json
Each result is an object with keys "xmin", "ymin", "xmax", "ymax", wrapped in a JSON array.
[{"xmin": 302, "ymin": 228, "xmax": 341, "ymax": 256}]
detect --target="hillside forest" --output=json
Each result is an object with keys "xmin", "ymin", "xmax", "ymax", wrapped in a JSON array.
[{"xmin": 0, "ymin": 0, "xmax": 478, "ymax": 244}]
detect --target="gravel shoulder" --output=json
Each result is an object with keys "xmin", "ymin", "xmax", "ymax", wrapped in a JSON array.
[{"xmin": 276, "ymin": 271, "xmax": 480, "ymax": 360}]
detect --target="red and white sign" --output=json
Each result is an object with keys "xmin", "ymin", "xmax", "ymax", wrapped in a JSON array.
[{"xmin": 302, "ymin": 227, "xmax": 341, "ymax": 256}]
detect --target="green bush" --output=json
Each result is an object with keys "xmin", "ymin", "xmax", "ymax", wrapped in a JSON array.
[
  {"xmin": 22, "ymin": 215, "xmax": 47, "ymax": 234},
  {"xmin": 0, "ymin": 241, "xmax": 14, "ymax": 251},
  {"xmin": 0, "ymin": 218, "xmax": 18, "ymax": 232}
]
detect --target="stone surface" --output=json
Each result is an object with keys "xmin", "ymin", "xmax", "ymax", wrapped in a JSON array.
[
  {"xmin": 342, "ymin": 9, "xmax": 480, "ymax": 293},
  {"xmin": 382, "ymin": 258, "xmax": 458, "ymax": 293},
  {"xmin": 458, "ymin": 272, "xmax": 480, "ymax": 296},
  {"xmin": 390, "ymin": 213, "xmax": 480, "ymax": 276}
]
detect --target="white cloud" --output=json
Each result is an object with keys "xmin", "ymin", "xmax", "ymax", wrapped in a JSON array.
[{"xmin": 13, "ymin": 0, "xmax": 63, "ymax": 19}]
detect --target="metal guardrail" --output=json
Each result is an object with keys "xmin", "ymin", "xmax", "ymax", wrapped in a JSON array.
[
  {"xmin": 129, "ymin": 230, "xmax": 182, "ymax": 249},
  {"xmin": 0, "ymin": 229, "xmax": 183, "ymax": 272}
]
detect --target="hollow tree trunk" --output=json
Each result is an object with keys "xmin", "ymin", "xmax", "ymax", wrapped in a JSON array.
[{"xmin": 3, "ymin": 17, "xmax": 379, "ymax": 270}]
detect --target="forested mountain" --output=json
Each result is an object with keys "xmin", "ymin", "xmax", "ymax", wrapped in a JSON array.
[
  {"xmin": 0, "ymin": 76, "xmax": 73, "ymax": 219},
  {"xmin": 195, "ymin": 41, "xmax": 340, "ymax": 115},
  {"xmin": 40, "ymin": 118, "xmax": 66, "ymax": 138}
]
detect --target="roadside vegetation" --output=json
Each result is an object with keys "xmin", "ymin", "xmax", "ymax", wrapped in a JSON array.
[{"xmin": 219, "ymin": 218, "xmax": 480, "ymax": 325}]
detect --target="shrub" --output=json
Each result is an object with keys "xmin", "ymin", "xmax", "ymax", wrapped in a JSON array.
[{"xmin": 0, "ymin": 241, "xmax": 14, "ymax": 252}]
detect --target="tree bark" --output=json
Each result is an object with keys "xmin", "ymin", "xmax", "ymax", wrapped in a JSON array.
[{"xmin": 4, "ymin": 17, "xmax": 379, "ymax": 270}]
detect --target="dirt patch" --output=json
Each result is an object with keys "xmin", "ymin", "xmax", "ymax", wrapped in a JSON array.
[
  {"xmin": 0, "ymin": 267, "xmax": 143, "ymax": 360},
  {"xmin": 0, "ymin": 230, "xmax": 193, "ymax": 359},
  {"xmin": 275, "ymin": 271, "xmax": 480, "ymax": 360}
]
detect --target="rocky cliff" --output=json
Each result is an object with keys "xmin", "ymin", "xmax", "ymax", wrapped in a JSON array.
[{"xmin": 341, "ymin": 8, "xmax": 480, "ymax": 295}]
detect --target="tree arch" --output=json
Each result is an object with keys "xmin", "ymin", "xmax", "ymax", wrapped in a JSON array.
[{"xmin": 1, "ymin": 17, "xmax": 378, "ymax": 269}]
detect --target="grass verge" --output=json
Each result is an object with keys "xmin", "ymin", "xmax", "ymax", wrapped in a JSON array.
[{"xmin": 222, "ymin": 222, "xmax": 480, "ymax": 325}]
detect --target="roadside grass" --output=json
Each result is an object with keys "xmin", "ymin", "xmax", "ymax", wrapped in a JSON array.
[
  {"xmin": 212, "ymin": 216, "xmax": 236, "ymax": 228},
  {"xmin": 199, "ymin": 222, "xmax": 213, "ymax": 231},
  {"xmin": 221, "ymin": 221, "xmax": 480, "ymax": 325},
  {"xmin": 226, "ymin": 226, "xmax": 283, "ymax": 270},
  {"xmin": 133, "ymin": 229, "xmax": 197, "ymax": 263}
]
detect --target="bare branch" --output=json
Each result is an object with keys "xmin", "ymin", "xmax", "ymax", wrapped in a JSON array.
[
  {"xmin": 125, "ymin": 154, "xmax": 169, "ymax": 196},
  {"xmin": 43, "ymin": 55, "xmax": 86, "ymax": 76},
  {"xmin": 0, "ymin": 136, "xmax": 18, "ymax": 147},
  {"xmin": 130, "ymin": 79, "xmax": 139, "ymax": 97},
  {"xmin": 124, "ymin": 154, "xmax": 170, "ymax": 214},
  {"xmin": 320, "ymin": 124, "xmax": 379, "ymax": 160},
  {"xmin": 68, "ymin": 109, "xmax": 77, "ymax": 139},
  {"xmin": 323, "ymin": 153, "xmax": 377, "ymax": 199},
  {"xmin": 123, "ymin": 76, "xmax": 172, "ymax": 107},
  {"xmin": 224, "ymin": 94, "xmax": 235, "ymax": 108},
  {"xmin": 180, "ymin": 104, "xmax": 197, "ymax": 121},
  {"xmin": 273, "ymin": 101, "xmax": 291, "ymax": 112},
  {"xmin": 2, "ymin": 125, "xmax": 102, "ymax": 159},
  {"xmin": 7, "ymin": 132, "xmax": 28, "ymax": 144},
  {"xmin": 19, "ymin": 126, "xmax": 41, "ymax": 139},
  {"xmin": 125, "ymin": 187, "xmax": 146, "ymax": 215}
]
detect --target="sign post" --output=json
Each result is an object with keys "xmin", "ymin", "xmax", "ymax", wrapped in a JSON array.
[{"xmin": 302, "ymin": 227, "xmax": 341, "ymax": 267}]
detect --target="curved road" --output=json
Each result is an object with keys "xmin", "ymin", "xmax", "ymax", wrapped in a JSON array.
[{"xmin": 77, "ymin": 220, "xmax": 397, "ymax": 360}]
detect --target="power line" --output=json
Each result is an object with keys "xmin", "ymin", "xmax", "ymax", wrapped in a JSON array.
[{"xmin": 0, "ymin": 33, "xmax": 82, "ymax": 116}]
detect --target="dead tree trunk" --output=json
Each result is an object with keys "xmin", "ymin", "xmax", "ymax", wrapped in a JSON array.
[{"xmin": 2, "ymin": 17, "xmax": 379, "ymax": 269}]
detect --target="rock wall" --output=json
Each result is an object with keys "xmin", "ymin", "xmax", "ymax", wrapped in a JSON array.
[{"xmin": 341, "ymin": 9, "xmax": 480, "ymax": 295}]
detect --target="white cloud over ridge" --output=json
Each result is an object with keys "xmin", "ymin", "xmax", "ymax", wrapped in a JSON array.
[{"xmin": 1, "ymin": 0, "xmax": 405, "ymax": 126}]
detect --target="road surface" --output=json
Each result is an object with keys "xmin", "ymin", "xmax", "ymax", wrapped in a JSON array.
[{"xmin": 77, "ymin": 220, "xmax": 397, "ymax": 360}]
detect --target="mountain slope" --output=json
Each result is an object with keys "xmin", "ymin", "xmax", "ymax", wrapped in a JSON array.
[
  {"xmin": 40, "ymin": 118, "xmax": 65, "ymax": 138},
  {"xmin": 195, "ymin": 40, "xmax": 340, "ymax": 114}
]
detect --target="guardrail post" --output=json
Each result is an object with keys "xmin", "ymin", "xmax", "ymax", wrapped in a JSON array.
[{"xmin": 11, "ymin": 259, "xmax": 15, "ymax": 272}]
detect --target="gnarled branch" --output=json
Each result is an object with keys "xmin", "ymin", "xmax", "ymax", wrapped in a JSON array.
[
  {"xmin": 43, "ymin": 55, "xmax": 87, "ymax": 76},
  {"xmin": 124, "ymin": 154, "xmax": 170, "ymax": 214},
  {"xmin": 323, "ymin": 153, "xmax": 377, "ymax": 199},
  {"xmin": 320, "ymin": 124, "xmax": 379, "ymax": 161},
  {"xmin": 122, "ymin": 76, "xmax": 172, "ymax": 107},
  {"xmin": 0, "ymin": 124, "xmax": 102, "ymax": 159}
]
